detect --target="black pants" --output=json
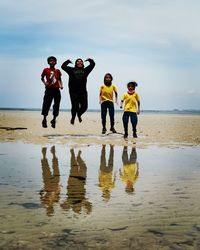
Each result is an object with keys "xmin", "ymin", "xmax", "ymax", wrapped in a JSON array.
[
  {"xmin": 69, "ymin": 91, "xmax": 88, "ymax": 119},
  {"xmin": 122, "ymin": 112, "xmax": 138, "ymax": 134},
  {"xmin": 100, "ymin": 145, "xmax": 114, "ymax": 172},
  {"xmin": 41, "ymin": 88, "xmax": 61, "ymax": 117},
  {"xmin": 122, "ymin": 146, "xmax": 137, "ymax": 165},
  {"xmin": 101, "ymin": 101, "xmax": 115, "ymax": 129}
]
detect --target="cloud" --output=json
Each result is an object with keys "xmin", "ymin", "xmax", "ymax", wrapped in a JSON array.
[
  {"xmin": 1, "ymin": 0, "xmax": 200, "ymax": 50},
  {"xmin": 0, "ymin": 0, "xmax": 200, "ymax": 110}
]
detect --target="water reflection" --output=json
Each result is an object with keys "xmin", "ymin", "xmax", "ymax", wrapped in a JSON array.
[
  {"xmin": 99, "ymin": 145, "xmax": 116, "ymax": 201},
  {"xmin": 39, "ymin": 145, "xmax": 139, "ymax": 217},
  {"xmin": 40, "ymin": 146, "xmax": 61, "ymax": 216},
  {"xmin": 119, "ymin": 146, "xmax": 139, "ymax": 194},
  {"xmin": 60, "ymin": 149, "xmax": 92, "ymax": 214}
]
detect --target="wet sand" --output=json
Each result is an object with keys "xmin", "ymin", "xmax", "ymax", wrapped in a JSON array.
[
  {"xmin": 0, "ymin": 110, "xmax": 200, "ymax": 147},
  {"xmin": 0, "ymin": 143, "xmax": 200, "ymax": 249},
  {"xmin": 0, "ymin": 110, "xmax": 200, "ymax": 249}
]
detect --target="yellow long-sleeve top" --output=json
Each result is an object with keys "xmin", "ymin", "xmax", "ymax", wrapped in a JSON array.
[
  {"xmin": 100, "ymin": 83, "xmax": 117, "ymax": 103},
  {"xmin": 121, "ymin": 92, "xmax": 140, "ymax": 112}
]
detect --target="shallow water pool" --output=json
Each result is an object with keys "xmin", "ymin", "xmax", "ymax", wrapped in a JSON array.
[{"xmin": 0, "ymin": 142, "xmax": 200, "ymax": 249}]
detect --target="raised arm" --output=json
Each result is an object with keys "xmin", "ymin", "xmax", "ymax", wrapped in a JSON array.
[
  {"xmin": 61, "ymin": 59, "xmax": 73, "ymax": 74},
  {"xmin": 84, "ymin": 58, "xmax": 95, "ymax": 75}
]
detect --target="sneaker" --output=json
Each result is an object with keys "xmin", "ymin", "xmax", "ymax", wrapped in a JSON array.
[
  {"xmin": 42, "ymin": 119, "xmax": 47, "ymax": 128},
  {"xmin": 124, "ymin": 133, "xmax": 128, "ymax": 139},
  {"xmin": 51, "ymin": 119, "xmax": 56, "ymax": 128},
  {"xmin": 102, "ymin": 128, "xmax": 107, "ymax": 134},
  {"xmin": 110, "ymin": 127, "xmax": 117, "ymax": 133}
]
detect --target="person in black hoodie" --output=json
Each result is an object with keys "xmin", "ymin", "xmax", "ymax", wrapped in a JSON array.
[{"xmin": 61, "ymin": 58, "xmax": 95, "ymax": 124}]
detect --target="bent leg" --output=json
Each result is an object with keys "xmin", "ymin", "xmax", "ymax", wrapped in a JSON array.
[
  {"xmin": 69, "ymin": 92, "xmax": 79, "ymax": 124},
  {"xmin": 41, "ymin": 89, "xmax": 53, "ymax": 116},
  {"xmin": 52, "ymin": 89, "xmax": 61, "ymax": 117},
  {"xmin": 78, "ymin": 92, "xmax": 88, "ymax": 118}
]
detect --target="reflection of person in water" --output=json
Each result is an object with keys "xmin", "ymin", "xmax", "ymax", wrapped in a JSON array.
[
  {"xmin": 60, "ymin": 149, "xmax": 92, "ymax": 214},
  {"xmin": 40, "ymin": 146, "xmax": 60, "ymax": 216},
  {"xmin": 119, "ymin": 146, "xmax": 139, "ymax": 194},
  {"xmin": 99, "ymin": 144, "xmax": 116, "ymax": 201}
]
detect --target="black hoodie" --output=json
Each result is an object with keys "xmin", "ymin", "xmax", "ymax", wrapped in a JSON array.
[{"xmin": 61, "ymin": 59, "xmax": 95, "ymax": 93}]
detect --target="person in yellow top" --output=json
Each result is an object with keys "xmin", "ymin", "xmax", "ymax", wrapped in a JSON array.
[
  {"xmin": 120, "ymin": 81, "xmax": 140, "ymax": 138},
  {"xmin": 119, "ymin": 146, "xmax": 139, "ymax": 193},
  {"xmin": 98, "ymin": 145, "xmax": 116, "ymax": 202},
  {"xmin": 99, "ymin": 73, "xmax": 118, "ymax": 134}
]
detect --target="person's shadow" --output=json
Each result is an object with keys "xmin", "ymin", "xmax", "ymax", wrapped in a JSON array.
[
  {"xmin": 119, "ymin": 146, "xmax": 139, "ymax": 194},
  {"xmin": 60, "ymin": 149, "xmax": 92, "ymax": 214},
  {"xmin": 98, "ymin": 144, "xmax": 116, "ymax": 202},
  {"xmin": 40, "ymin": 146, "xmax": 61, "ymax": 216}
]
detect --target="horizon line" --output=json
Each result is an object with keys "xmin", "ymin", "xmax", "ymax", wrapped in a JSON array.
[{"xmin": 0, "ymin": 108, "xmax": 200, "ymax": 113}]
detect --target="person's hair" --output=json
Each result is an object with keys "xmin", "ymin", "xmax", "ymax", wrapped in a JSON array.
[
  {"xmin": 104, "ymin": 73, "xmax": 113, "ymax": 82},
  {"xmin": 127, "ymin": 81, "xmax": 138, "ymax": 88},
  {"xmin": 47, "ymin": 56, "xmax": 57, "ymax": 63}
]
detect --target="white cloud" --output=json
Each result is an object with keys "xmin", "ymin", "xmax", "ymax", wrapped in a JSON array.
[
  {"xmin": 0, "ymin": 0, "xmax": 200, "ymax": 109},
  {"xmin": 1, "ymin": 0, "xmax": 200, "ymax": 50}
]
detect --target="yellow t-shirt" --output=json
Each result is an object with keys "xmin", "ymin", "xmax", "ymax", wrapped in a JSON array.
[
  {"xmin": 121, "ymin": 92, "xmax": 140, "ymax": 112},
  {"xmin": 100, "ymin": 84, "xmax": 117, "ymax": 103},
  {"xmin": 99, "ymin": 171, "xmax": 116, "ymax": 192},
  {"xmin": 119, "ymin": 163, "xmax": 139, "ymax": 185}
]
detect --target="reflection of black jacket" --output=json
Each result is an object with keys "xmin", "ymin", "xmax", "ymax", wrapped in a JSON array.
[{"xmin": 61, "ymin": 59, "xmax": 95, "ymax": 93}]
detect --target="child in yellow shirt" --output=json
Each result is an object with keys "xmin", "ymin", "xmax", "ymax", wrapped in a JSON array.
[
  {"xmin": 120, "ymin": 81, "xmax": 140, "ymax": 138},
  {"xmin": 98, "ymin": 145, "xmax": 116, "ymax": 202},
  {"xmin": 119, "ymin": 146, "xmax": 139, "ymax": 193},
  {"xmin": 99, "ymin": 73, "xmax": 118, "ymax": 134}
]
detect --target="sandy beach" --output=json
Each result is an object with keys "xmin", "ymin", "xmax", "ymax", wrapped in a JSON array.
[
  {"xmin": 1, "ymin": 110, "xmax": 200, "ymax": 249},
  {"xmin": 0, "ymin": 110, "xmax": 200, "ymax": 147}
]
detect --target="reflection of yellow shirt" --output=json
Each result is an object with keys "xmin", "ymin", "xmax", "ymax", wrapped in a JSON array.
[
  {"xmin": 120, "ymin": 163, "xmax": 138, "ymax": 185},
  {"xmin": 100, "ymin": 84, "xmax": 117, "ymax": 103},
  {"xmin": 99, "ymin": 171, "xmax": 116, "ymax": 192},
  {"xmin": 121, "ymin": 92, "xmax": 140, "ymax": 112}
]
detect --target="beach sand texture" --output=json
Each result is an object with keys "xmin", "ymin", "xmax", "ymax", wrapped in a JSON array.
[
  {"xmin": 1, "ymin": 111, "xmax": 200, "ymax": 249},
  {"xmin": 0, "ymin": 110, "xmax": 200, "ymax": 147}
]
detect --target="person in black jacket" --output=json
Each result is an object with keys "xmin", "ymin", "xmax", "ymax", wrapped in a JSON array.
[{"xmin": 61, "ymin": 58, "xmax": 95, "ymax": 124}]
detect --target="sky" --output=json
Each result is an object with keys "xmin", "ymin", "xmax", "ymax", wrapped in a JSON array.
[{"xmin": 0, "ymin": 0, "xmax": 200, "ymax": 110}]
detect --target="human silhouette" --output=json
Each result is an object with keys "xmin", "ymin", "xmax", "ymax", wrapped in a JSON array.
[
  {"xmin": 98, "ymin": 144, "xmax": 116, "ymax": 202},
  {"xmin": 119, "ymin": 146, "xmax": 139, "ymax": 194},
  {"xmin": 40, "ymin": 146, "xmax": 60, "ymax": 216},
  {"xmin": 61, "ymin": 58, "xmax": 95, "ymax": 124},
  {"xmin": 60, "ymin": 149, "xmax": 92, "ymax": 214}
]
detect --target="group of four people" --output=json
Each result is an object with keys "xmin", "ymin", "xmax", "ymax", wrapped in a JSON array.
[{"xmin": 41, "ymin": 56, "xmax": 140, "ymax": 138}]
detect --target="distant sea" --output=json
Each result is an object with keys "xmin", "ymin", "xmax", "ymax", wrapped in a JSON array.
[{"xmin": 0, "ymin": 108, "xmax": 200, "ymax": 115}]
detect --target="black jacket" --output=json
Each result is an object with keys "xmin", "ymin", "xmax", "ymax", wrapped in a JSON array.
[{"xmin": 61, "ymin": 59, "xmax": 95, "ymax": 93}]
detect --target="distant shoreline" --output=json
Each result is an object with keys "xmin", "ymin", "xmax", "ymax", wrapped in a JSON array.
[{"xmin": 0, "ymin": 107, "xmax": 200, "ymax": 115}]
